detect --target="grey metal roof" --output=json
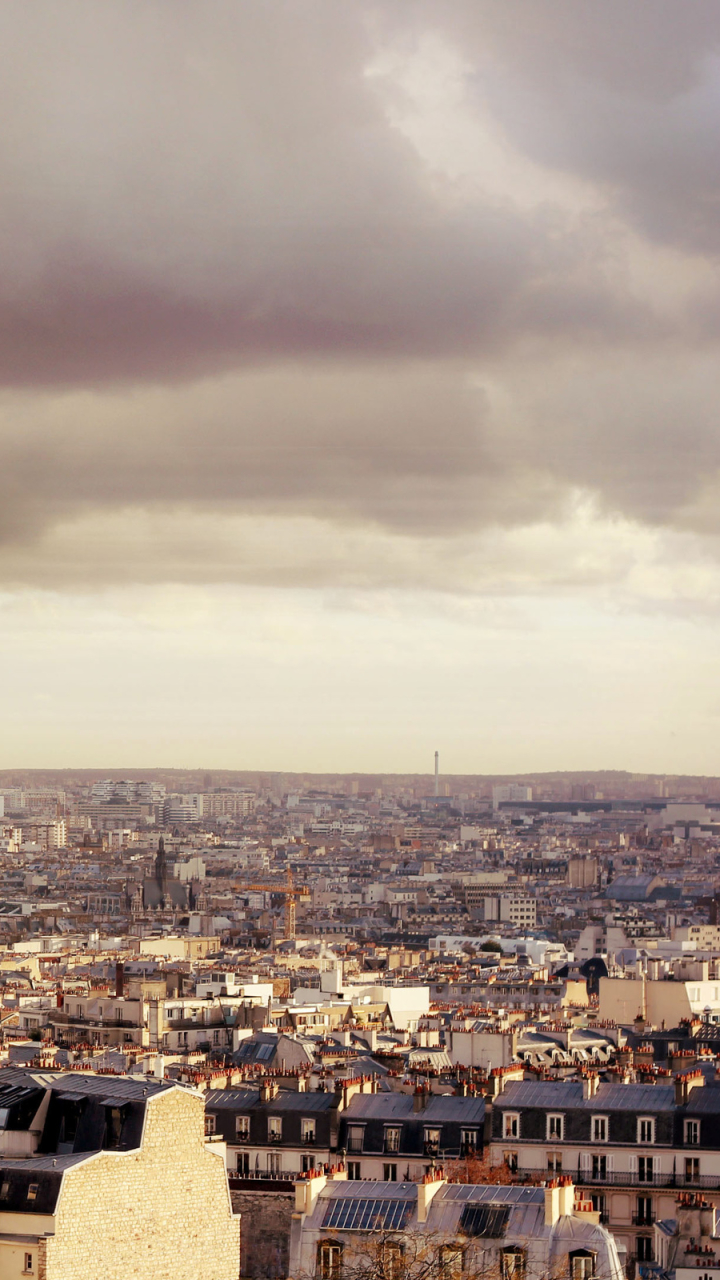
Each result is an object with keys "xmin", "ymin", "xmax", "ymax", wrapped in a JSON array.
[
  {"xmin": 496, "ymin": 1081, "xmax": 676, "ymax": 1112},
  {"xmin": 322, "ymin": 1180, "xmax": 417, "ymax": 1201},
  {"xmin": 0, "ymin": 1154, "xmax": 89, "ymax": 1172},
  {"xmin": 344, "ymin": 1093, "xmax": 484, "ymax": 1122}
]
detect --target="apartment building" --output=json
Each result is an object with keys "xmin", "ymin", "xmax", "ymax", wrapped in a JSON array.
[
  {"xmin": 337, "ymin": 1089, "xmax": 485, "ymax": 1182},
  {"xmin": 206, "ymin": 1079, "xmax": 342, "ymax": 1177},
  {"xmin": 464, "ymin": 888, "xmax": 537, "ymax": 928},
  {"xmin": 289, "ymin": 1171, "xmax": 625, "ymax": 1280},
  {"xmin": 489, "ymin": 1071, "xmax": 720, "ymax": 1266}
]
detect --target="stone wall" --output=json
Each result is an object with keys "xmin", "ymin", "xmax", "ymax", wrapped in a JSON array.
[
  {"xmin": 231, "ymin": 1187, "xmax": 294, "ymax": 1280},
  {"xmin": 45, "ymin": 1087, "xmax": 241, "ymax": 1280}
]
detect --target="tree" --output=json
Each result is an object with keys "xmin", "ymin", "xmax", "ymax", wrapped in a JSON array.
[{"xmin": 445, "ymin": 1152, "xmax": 543, "ymax": 1186}]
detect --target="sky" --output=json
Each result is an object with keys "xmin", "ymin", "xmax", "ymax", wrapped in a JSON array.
[{"xmin": 2, "ymin": 1, "xmax": 720, "ymax": 774}]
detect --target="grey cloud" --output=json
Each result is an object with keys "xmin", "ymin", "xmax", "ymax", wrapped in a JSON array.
[
  {"xmin": 412, "ymin": 0, "xmax": 720, "ymax": 254},
  {"xmin": 0, "ymin": 1, "xmax": 718, "ymax": 597},
  {"xmin": 0, "ymin": 1, "xmax": 653, "ymax": 388}
]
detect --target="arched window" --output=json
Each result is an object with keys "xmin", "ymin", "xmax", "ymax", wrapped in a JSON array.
[{"xmin": 317, "ymin": 1240, "xmax": 343, "ymax": 1280}]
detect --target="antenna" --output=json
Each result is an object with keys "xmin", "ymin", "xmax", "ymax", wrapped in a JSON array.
[{"xmin": 434, "ymin": 751, "xmax": 439, "ymax": 798}]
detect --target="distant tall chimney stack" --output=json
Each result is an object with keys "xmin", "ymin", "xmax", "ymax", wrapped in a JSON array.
[{"xmin": 434, "ymin": 751, "xmax": 439, "ymax": 798}]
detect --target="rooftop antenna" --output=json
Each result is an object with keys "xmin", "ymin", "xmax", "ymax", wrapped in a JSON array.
[{"xmin": 434, "ymin": 751, "xmax": 439, "ymax": 798}]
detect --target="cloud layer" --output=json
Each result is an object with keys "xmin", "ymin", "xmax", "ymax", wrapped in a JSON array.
[{"xmin": 1, "ymin": 0, "xmax": 719, "ymax": 606}]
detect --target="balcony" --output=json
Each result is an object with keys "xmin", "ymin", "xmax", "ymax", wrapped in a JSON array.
[
  {"xmin": 268, "ymin": 1132, "xmax": 282, "ymax": 1144},
  {"xmin": 347, "ymin": 1139, "xmax": 364, "ymax": 1154},
  {"xmin": 302, "ymin": 1135, "xmax": 316, "ymax": 1146},
  {"xmin": 577, "ymin": 1172, "xmax": 720, "ymax": 1192},
  {"xmin": 632, "ymin": 1215, "xmax": 656, "ymax": 1227}
]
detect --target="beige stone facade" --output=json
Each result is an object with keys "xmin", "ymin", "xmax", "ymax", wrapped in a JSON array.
[{"xmin": 0, "ymin": 1088, "xmax": 240, "ymax": 1280}]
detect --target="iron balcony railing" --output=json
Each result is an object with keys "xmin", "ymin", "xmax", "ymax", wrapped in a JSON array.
[{"xmin": 577, "ymin": 1172, "xmax": 720, "ymax": 1191}]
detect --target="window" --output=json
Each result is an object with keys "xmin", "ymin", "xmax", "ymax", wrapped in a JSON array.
[
  {"xmin": 383, "ymin": 1163, "xmax": 397, "ymax": 1181},
  {"xmin": 104, "ymin": 1106, "xmax": 124, "ymax": 1149},
  {"xmin": 547, "ymin": 1114, "xmax": 564, "ymax": 1141},
  {"xmin": 268, "ymin": 1116, "xmax": 282, "ymax": 1142},
  {"xmin": 502, "ymin": 1250, "xmax": 526, "ymax": 1280},
  {"xmin": 685, "ymin": 1157, "xmax": 700, "ymax": 1184},
  {"xmin": 347, "ymin": 1125, "xmax": 364, "ymax": 1154},
  {"xmin": 591, "ymin": 1154, "xmax": 607, "ymax": 1181},
  {"xmin": 638, "ymin": 1156, "xmax": 655, "ymax": 1184},
  {"xmin": 384, "ymin": 1127, "xmax": 401, "ymax": 1153},
  {"xmin": 637, "ymin": 1237, "xmax": 653, "ymax": 1262},
  {"xmin": 461, "ymin": 1129, "xmax": 477, "ymax": 1152},
  {"xmin": 302, "ymin": 1118, "xmax": 317, "ymax": 1145},
  {"xmin": 26, "ymin": 1184, "xmax": 38, "ymax": 1202},
  {"xmin": 591, "ymin": 1116, "xmax": 608, "ymax": 1143},
  {"xmin": 547, "ymin": 1152, "xmax": 562, "ymax": 1174},
  {"xmin": 635, "ymin": 1196, "xmax": 653, "ymax": 1226},
  {"xmin": 685, "ymin": 1119, "xmax": 700, "ymax": 1145},
  {"xmin": 637, "ymin": 1117, "xmax": 656, "ymax": 1144},
  {"xmin": 235, "ymin": 1115, "xmax": 250, "ymax": 1141},
  {"xmin": 23, "ymin": 1254, "xmax": 33, "ymax": 1275},
  {"xmin": 0, "ymin": 1181, "xmax": 9, "ymax": 1201},
  {"xmin": 236, "ymin": 1152, "xmax": 250, "ymax": 1176},
  {"xmin": 503, "ymin": 1112, "xmax": 520, "ymax": 1140},
  {"xmin": 318, "ymin": 1241, "xmax": 343, "ymax": 1280},
  {"xmin": 424, "ymin": 1127, "xmax": 441, "ymax": 1154},
  {"xmin": 303, "ymin": 1153, "xmax": 316, "ymax": 1173},
  {"xmin": 268, "ymin": 1151, "xmax": 281, "ymax": 1174},
  {"xmin": 347, "ymin": 1161, "xmax": 361, "ymax": 1180},
  {"xmin": 504, "ymin": 1152, "xmax": 518, "ymax": 1174},
  {"xmin": 570, "ymin": 1251, "xmax": 595, "ymax": 1280},
  {"xmin": 383, "ymin": 1242, "xmax": 404, "ymax": 1280},
  {"xmin": 439, "ymin": 1247, "xmax": 464, "ymax": 1280},
  {"xmin": 205, "ymin": 1114, "xmax": 216, "ymax": 1136}
]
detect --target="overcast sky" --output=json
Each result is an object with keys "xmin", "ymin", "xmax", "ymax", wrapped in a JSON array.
[{"xmin": 3, "ymin": 1, "xmax": 720, "ymax": 774}]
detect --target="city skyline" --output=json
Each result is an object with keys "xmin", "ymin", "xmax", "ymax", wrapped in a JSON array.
[{"xmin": 2, "ymin": 3, "xmax": 720, "ymax": 769}]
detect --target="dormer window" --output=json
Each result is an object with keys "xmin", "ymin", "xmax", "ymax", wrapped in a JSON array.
[
  {"xmin": 547, "ymin": 1114, "xmax": 564, "ymax": 1141},
  {"xmin": 592, "ymin": 1116, "xmax": 608, "ymax": 1143},
  {"xmin": 637, "ymin": 1117, "xmax": 656, "ymax": 1145},
  {"xmin": 503, "ymin": 1113, "xmax": 520, "ymax": 1140},
  {"xmin": 685, "ymin": 1119, "xmax": 700, "ymax": 1145}
]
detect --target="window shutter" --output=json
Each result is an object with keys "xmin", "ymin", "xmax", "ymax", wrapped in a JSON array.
[
  {"xmin": 629, "ymin": 1155, "xmax": 638, "ymax": 1174},
  {"xmin": 607, "ymin": 1154, "xmax": 614, "ymax": 1173},
  {"xmin": 580, "ymin": 1152, "xmax": 591, "ymax": 1172}
]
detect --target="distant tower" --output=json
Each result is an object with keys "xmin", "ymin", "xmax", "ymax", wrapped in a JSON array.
[
  {"xmin": 434, "ymin": 751, "xmax": 439, "ymax": 798},
  {"xmin": 155, "ymin": 836, "xmax": 167, "ymax": 894}
]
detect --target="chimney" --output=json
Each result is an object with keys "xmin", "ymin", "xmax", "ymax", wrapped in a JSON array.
[
  {"xmin": 56, "ymin": 983, "xmax": 64, "ymax": 1009},
  {"xmin": 545, "ymin": 1181, "xmax": 561, "ymax": 1227},
  {"xmin": 417, "ymin": 1172, "xmax": 445, "ymax": 1223},
  {"xmin": 413, "ymin": 1086, "xmax": 428, "ymax": 1113},
  {"xmin": 675, "ymin": 1069, "xmax": 705, "ymax": 1106},
  {"xmin": 115, "ymin": 961, "xmax": 124, "ymax": 999},
  {"xmin": 260, "ymin": 1079, "xmax": 279, "ymax": 1102},
  {"xmin": 582, "ymin": 1073, "xmax": 599, "ymax": 1099},
  {"xmin": 295, "ymin": 1172, "xmax": 327, "ymax": 1215},
  {"xmin": 558, "ymin": 1176, "xmax": 575, "ymax": 1217}
]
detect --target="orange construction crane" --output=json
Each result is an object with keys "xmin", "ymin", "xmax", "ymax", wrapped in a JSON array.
[{"xmin": 233, "ymin": 868, "xmax": 308, "ymax": 941}]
